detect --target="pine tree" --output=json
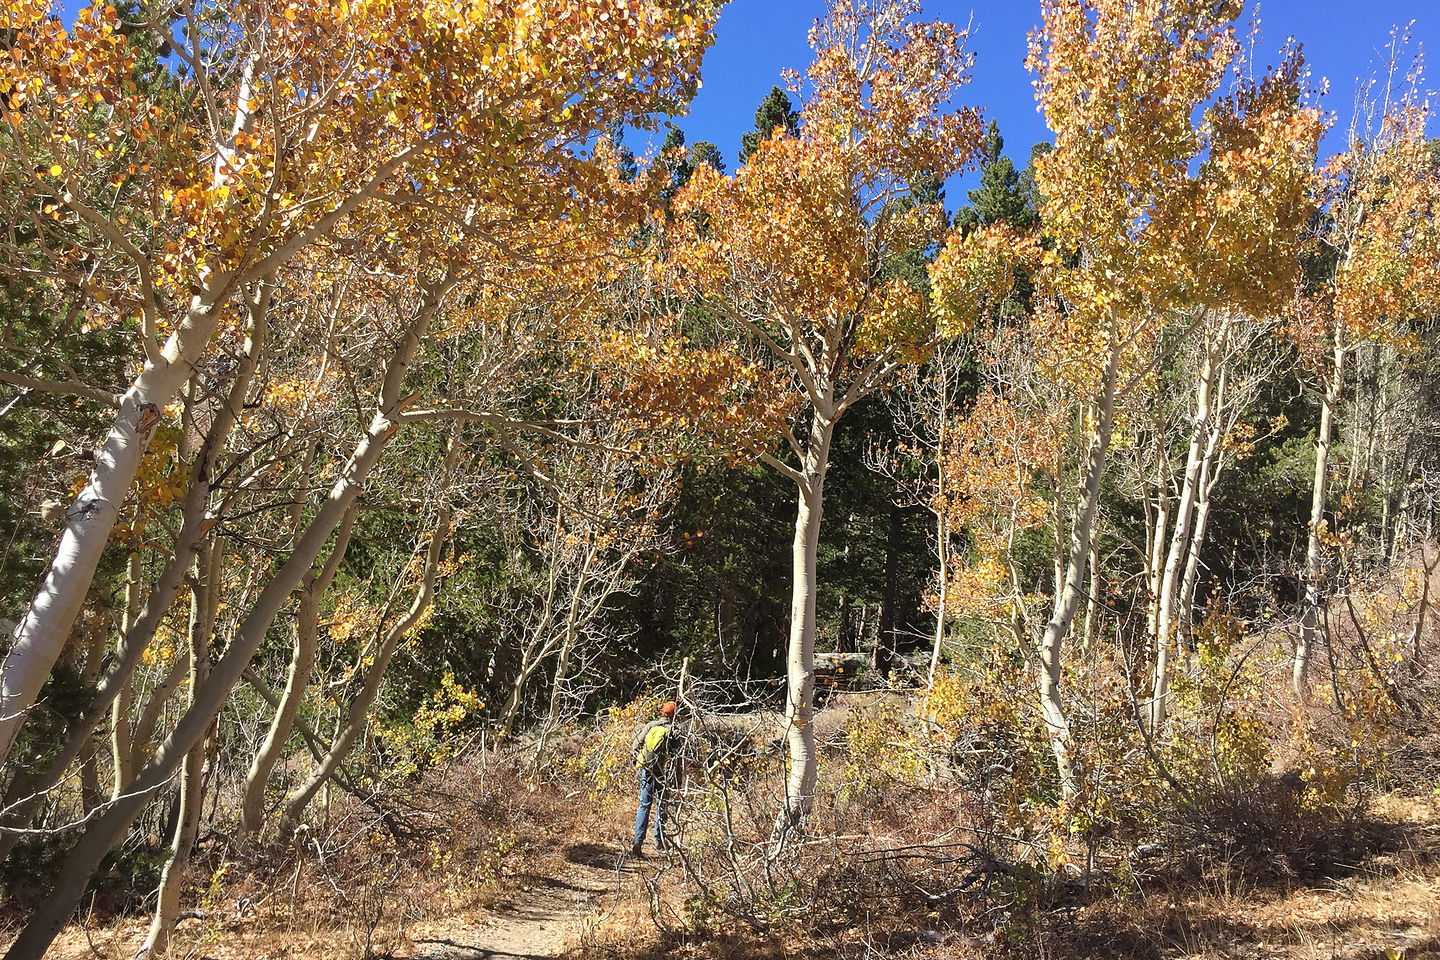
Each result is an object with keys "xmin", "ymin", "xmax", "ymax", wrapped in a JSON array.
[
  {"xmin": 660, "ymin": 128, "xmax": 725, "ymax": 208},
  {"xmin": 689, "ymin": 140, "xmax": 725, "ymax": 175},
  {"xmin": 953, "ymin": 120, "xmax": 1037, "ymax": 235},
  {"xmin": 738, "ymin": 85, "xmax": 800, "ymax": 165}
]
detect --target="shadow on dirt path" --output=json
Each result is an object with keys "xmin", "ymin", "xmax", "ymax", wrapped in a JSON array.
[{"xmin": 405, "ymin": 844, "xmax": 638, "ymax": 959}]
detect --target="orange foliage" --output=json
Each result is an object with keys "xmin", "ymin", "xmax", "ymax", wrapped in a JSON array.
[
  {"xmin": 657, "ymin": 0, "xmax": 984, "ymax": 441},
  {"xmin": 1019, "ymin": 0, "xmax": 1323, "ymax": 368}
]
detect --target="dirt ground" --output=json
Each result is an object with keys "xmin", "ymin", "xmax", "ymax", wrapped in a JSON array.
[
  {"xmin": 402, "ymin": 843, "xmax": 629, "ymax": 960},
  {"xmin": 20, "ymin": 760, "xmax": 1440, "ymax": 960}
]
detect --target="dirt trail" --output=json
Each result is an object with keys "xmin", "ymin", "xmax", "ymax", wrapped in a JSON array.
[{"xmin": 406, "ymin": 843, "xmax": 632, "ymax": 959}]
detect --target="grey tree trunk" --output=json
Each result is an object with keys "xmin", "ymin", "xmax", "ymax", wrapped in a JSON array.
[
  {"xmin": 110, "ymin": 552, "xmax": 144, "ymax": 799},
  {"xmin": 1036, "ymin": 331, "xmax": 1119, "ymax": 801},
  {"xmin": 141, "ymin": 540, "xmax": 218, "ymax": 955},
  {"xmin": 1149, "ymin": 326, "xmax": 1223, "ymax": 732},
  {"xmin": 1296, "ymin": 339, "xmax": 1346, "ymax": 697},
  {"xmin": 928, "ymin": 508, "xmax": 949, "ymax": 686},
  {"xmin": 239, "ymin": 506, "xmax": 357, "ymax": 836},
  {"xmin": 776, "ymin": 411, "xmax": 833, "ymax": 832}
]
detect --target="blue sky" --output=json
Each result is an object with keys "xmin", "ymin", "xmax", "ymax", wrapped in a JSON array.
[{"xmin": 657, "ymin": 0, "xmax": 1437, "ymax": 203}]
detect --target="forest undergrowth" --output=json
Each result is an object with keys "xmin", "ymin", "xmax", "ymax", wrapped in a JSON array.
[{"xmin": 14, "ymin": 550, "xmax": 1438, "ymax": 960}]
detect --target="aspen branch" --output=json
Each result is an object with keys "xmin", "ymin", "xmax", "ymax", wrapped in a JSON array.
[
  {"xmin": 759, "ymin": 450, "xmax": 808, "ymax": 488},
  {"xmin": 0, "ymin": 369, "xmax": 121, "ymax": 406}
]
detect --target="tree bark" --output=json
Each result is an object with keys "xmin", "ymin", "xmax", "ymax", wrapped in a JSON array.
[
  {"xmin": 239, "ymin": 505, "xmax": 357, "ymax": 837},
  {"xmin": 141, "ymin": 540, "xmax": 217, "ymax": 956},
  {"xmin": 776, "ymin": 410, "xmax": 833, "ymax": 832},
  {"xmin": 109, "ymin": 552, "xmax": 144, "ymax": 799},
  {"xmin": 928, "ymin": 361, "xmax": 952, "ymax": 687},
  {"xmin": 1036, "ymin": 330, "xmax": 1119, "ymax": 802},
  {"xmin": 1144, "ymin": 479, "xmax": 1171, "ymax": 643},
  {"xmin": 542, "ymin": 536, "xmax": 596, "ymax": 731},
  {"xmin": 1177, "ymin": 468, "xmax": 1218, "ymax": 641},
  {"xmin": 929, "ymin": 509, "xmax": 949, "ymax": 686},
  {"xmin": 1296, "ymin": 338, "xmax": 1346, "ymax": 697},
  {"xmin": 1149, "ymin": 325, "xmax": 1223, "ymax": 732}
]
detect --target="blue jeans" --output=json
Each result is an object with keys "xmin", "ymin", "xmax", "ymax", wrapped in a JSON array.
[{"xmin": 633, "ymin": 769, "xmax": 667, "ymax": 847}]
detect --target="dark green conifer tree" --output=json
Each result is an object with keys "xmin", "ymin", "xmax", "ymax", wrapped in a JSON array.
[
  {"xmin": 952, "ymin": 120, "xmax": 1038, "ymax": 236},
  {"xmin": 738, "ymin": 85, "xmax": 799, "ymax": 165}
]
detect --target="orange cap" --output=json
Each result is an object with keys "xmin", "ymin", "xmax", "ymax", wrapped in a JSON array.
[{"xmin": 660, "ymin": 701, "xmax": 677, "ymax": 718}]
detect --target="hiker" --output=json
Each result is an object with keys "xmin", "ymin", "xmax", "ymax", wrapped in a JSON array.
[{"xmin": 631, "ymin": 700, "xmax": 678, "ymax": 857}]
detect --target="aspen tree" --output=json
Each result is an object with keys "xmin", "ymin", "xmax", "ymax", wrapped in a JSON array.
[
  {"xmin": 665, "ymin": 0, "xmax": 984, "ymax": 827},
  {"xmin": 0, "ymin": 0, "xmax": 718, "ymax": 775},
  {"xmin": 1289, "ymin": 67, "xmax": 1440, "ymax": 696},
  {"xmin": 941, "ymin": 0, "xmax": 1322, "ymax": 797}
]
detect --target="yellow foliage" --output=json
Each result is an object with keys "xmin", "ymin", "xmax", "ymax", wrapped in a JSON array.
[
  {"xmin": 840, "ymin": 699, "xmax": 925, "ymax": 799},
  {"xmin": 569, "ymin": 694, "xmax": 662, "ymax": 799}
]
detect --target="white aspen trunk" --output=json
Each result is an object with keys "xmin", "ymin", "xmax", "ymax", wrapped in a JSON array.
[
  {"xmin": 1296, "ymin": 339, "xmax": 1346, "ymax": 698},
  {"xmin": 776, "ymin": 411, "xmax": 833, "ymax": 832},
  {"xmin": 280, "ymin": 494, "xmax": 455, "ymax": 831},
  {"xmin": 7, "ymin": 405, "xmax": 408, "ymax": 960},
  {"xmin": 1178, "ymin": 476, "xmax": 1217, "ymax": 639},
  {"xmin": 929, "ymin": 509, "xmax": 948, "ymax": 686},
  {"xmin": 1037, "ymin": 332, "xmax": 1119, "ymax": 802},
  {"xmin": 1177, "ymin": 367, "xmax": 1233, "ymax": 659},
  {"xmin": 545, "ymin": 621, "xmax": 580, "ymax": 731},
  {"xmin": 109, "ymin": 552, "xmax": 143, "ymax": 799},
  {"xmin": 142, "ymin": 540, "xmax": 217, "ymax": 956},
  {"xmin": 239, "ymin": 505, "xmax": 357, "ymax": 836},
  {"xmin": 4, "ymin": 282, "xmax": 447, "ymax": 960},
  {"xmin": 1053, "ymin": 495, "xmax": 1068, "ymax": 608},
  {"xmin": 1149, "ymin": 327, "xmax": 1223, "ymax": 732},
  {"xmin": 928, "ymin": 369, "xmax": 951, "ymax": 687},
  {"xmin": 0, "ymin": 300, "xmax": 263, "ymax": 857},
  {"xmin": 531, "ymin": 619, "xmax": 581, "ymax": 771},
  {"xmin": 498, "ymin": 645, "xmax": 541, "ymax": 740},
  {"xmin": 1145, "ymin": 482, "xmax": 1170, "ymax": 642},
  {"xmin": 498, "ymin": 522, "xmax": 563, "ymax": 740}
]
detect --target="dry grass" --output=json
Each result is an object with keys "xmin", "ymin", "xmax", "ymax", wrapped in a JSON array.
[
  {"xmin": 21, "ymin": 781, "xmax": 1440, "ymax": 960},
  {"xmin": 15, "ymin": 653, "xmax": 1440, "ymax": 960}
]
